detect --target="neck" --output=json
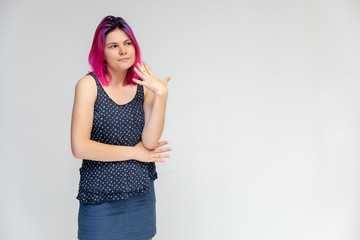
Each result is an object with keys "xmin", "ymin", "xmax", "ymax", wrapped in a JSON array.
[{"xmin": 107, "ymin": 68, "xmax": 128, "ymax": 87}]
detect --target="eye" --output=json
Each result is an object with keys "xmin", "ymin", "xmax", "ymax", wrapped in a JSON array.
[
  {"xmin": 125, "ymin": 42, "xmax": 132, "ymax": 46},
  {"xmin": 110, "ymin": 44, "xmax": 117, "ymax": 48}
]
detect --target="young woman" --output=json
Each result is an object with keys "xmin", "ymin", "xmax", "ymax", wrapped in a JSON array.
[{"xmin": 71, "ymin": 15, "xmax": 171, "ymax": 240}]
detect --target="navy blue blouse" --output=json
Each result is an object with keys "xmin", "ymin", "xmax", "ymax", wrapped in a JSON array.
[{"xmin": 76, "ymin": 72, "xmax": 157, "ymax": 205}]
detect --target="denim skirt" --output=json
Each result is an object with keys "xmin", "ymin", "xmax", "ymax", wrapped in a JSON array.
[{"xmin": 78, "ymin": 180, "xmax": 156, "ymax": 240}]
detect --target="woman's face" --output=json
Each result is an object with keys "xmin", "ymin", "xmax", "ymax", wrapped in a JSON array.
[{"xmin": 103, "ymin": 28, "xmax": 136, "ymax": 73}]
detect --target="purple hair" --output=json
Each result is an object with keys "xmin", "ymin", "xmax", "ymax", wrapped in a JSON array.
[{"xmin": 88, "ymin": 16, "xmax": 141, "ymax": 86}]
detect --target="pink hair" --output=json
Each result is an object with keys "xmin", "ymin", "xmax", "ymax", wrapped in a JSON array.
[{"xmin": 88, "ymin": 16, "xmax": 141, "ymax": 86}]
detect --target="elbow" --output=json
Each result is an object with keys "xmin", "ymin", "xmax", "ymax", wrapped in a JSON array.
[
  {"xmin": 142, "ymin": 139, "xmax": 158, "ymax": 150},
  {"xmin": 71, "ymin": 141, "xmax": 85, "ymax": 159},
  {"xmin": 72, "ymin": 151, "xmax": 82, "ymax": 159},
  {"xmin": 71, "ymin": 147, "xmax": 82, "ymax": 159},
  {"xmin": 141, "ymin": 131, "xmax": 162, "ymax": 149}
]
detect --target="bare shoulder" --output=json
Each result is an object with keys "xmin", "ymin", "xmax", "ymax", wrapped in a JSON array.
[
  {"xmin": 75, "ymin": 74, "xmax": 97, "ymax": 101},
  {"xmin": 76, "ymin": 74, "xmax": 97, "ymax": 91}
]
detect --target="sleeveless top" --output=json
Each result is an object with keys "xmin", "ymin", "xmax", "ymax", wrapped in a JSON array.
[{"xmin": 76, "ymin": 72, "xmax": 158, "ymax": 205}]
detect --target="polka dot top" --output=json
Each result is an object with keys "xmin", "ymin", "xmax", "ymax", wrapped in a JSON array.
[{"xmin": 76, "ymin": 72, "xmax": 158, "ymax": 205}]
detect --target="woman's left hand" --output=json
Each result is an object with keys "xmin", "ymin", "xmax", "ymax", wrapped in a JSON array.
[{"xmin": 132, "ymin": 61, "xmax": 171, "ymax": 96}]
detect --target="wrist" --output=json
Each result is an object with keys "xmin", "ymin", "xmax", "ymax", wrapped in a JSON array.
[
  {"xmin": 155, "ymin": 86, "xmax": 168, "ymax": 97},
  {"xmin": 130, "ymin": 145, "xmax": 139, "ymax": 160}
]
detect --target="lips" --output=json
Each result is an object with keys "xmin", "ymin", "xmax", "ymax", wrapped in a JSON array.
[{"xmin": 118, "ymin": 58, "xmax": 129, "ymax": 61}]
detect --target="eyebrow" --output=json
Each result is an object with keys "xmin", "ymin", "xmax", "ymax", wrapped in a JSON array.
[{"xmin": 106, "ymin": 39, "xmax": 132, "ymax": 46}]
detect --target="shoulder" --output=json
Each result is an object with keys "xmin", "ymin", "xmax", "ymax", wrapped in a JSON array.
[
  {"xmin": 76, "ymin": 74, "xmax": 97, "ymax": 92},
  {"xmin": 74, "ymin": 74, "xmax": 97, "ymax": 101},
  {"xmin": 76, "ymin": 74, "xmax": 96, "ymax": 88}
]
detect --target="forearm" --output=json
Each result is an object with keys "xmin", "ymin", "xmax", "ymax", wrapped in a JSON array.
[
  {"xmin": 142, "ymin": 93, "xmax": 168, "ymax": 149},
  {"xmin": 71, "ymin": 139, "xmax": 136, "ymax": 162}
]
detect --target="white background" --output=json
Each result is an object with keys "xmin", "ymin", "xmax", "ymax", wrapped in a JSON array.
[{"xmin": 1, "ymin": 0, "xmax": 360, "ymax": 239}]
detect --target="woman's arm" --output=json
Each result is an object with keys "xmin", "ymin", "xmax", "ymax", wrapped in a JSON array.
[
  {"xmin": 70, "ymin": 75, "xmax": 170, "ymax": 162},
  {"xmin": 132, "ymin": 62, "xmax": 171, "ymax": 149}
]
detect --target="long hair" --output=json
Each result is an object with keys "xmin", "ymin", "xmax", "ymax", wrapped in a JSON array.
[{"xmin": 88, "ymin": 16, "xmax": 141, "ymax": 86}]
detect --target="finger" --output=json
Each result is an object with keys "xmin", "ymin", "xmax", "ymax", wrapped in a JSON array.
[
  {"xmin": 154, "ymin": 147, "xmax": 172, "ymax": 153},
  {"xmin": 134, "ymin": 67, "xmax": 146, "ymax": 79},
  {"xmin": 154, "ymin": 154, "xmax": 170, "ymax": 158},
  {"xmin": 163, "ymin": 76, "xmax": 171, "ymax": 85},
  {"xmin": 143, "ymin": 61, "xmax": 154, "ymax": 76},
  {"xmin": 136, "ymin": 63, "xmax": 149, "ymax": 76},
  {"xmin": 132, "ymin": 78, "xmax": 144, "ymax": 85},
  {"xmin": 154, "ymin": 158, "xmax": 165, "ymax": 163},
  {"xmin": 156, "ymin": 140, "xmax": 168, "ymax": 148}
]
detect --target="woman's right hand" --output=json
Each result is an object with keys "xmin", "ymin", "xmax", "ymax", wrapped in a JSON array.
[{"xmin": 134, "ymin": 141, "xmax": 171, "ymax": 163}]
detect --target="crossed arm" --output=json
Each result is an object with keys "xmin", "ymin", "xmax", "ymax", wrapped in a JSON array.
[
  {"xmin": 132, "ymin": 61, "xmax": 171, "ymax": 149},
  {"xmin": 70, "ymin": 70, "xmax": 171, "ymax": 163}
]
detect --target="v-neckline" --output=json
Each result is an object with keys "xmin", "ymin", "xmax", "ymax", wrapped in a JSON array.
[{"xmin": 100, "ymin": 82, "xmax": 138, "ymax": 106}]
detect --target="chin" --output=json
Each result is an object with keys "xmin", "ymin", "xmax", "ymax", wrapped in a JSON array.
[
  {"xmin": 118, "ymin": 64, "xmax": 134, "ymax": 72},
  {"xmin": 124, "ymin": 60, "xmax": 135, "ymax": 69}
]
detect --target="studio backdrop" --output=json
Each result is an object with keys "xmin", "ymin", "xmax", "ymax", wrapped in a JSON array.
[{"xmin": 1, "ymin": 0, "xmax": 360, "ymax": 239}]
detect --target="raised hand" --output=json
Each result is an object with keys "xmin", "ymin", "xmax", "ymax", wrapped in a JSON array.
[{"xmin": 132, "ymin": 61, "xmax": 171, "ymax": 96}]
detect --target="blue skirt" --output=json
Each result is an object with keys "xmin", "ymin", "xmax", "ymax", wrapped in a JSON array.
[{"xmin": 78, "ymin": 180, "xmax": 156, "ymax": 240}]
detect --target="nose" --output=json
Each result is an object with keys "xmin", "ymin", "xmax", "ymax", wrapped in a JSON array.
[{"xmin": 119, "ymin": 45, "xmax": 127, "ymax": 55}]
